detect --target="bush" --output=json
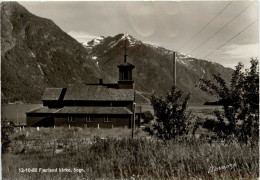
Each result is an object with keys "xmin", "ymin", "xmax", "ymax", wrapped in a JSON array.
[
  {"xmin": 146, "ymin": 86, "xmax": 192, "ymax": 140},
  {"xmin": 199, "ymin": 59, "xmax": 259, "ymax": 143},
  {"xmin": 141, "ymin": 111, "xmax": 154, "ymax": 124},
  {"xmin": 2, "ymin": 119, "xmax": 15, "ymax": 153}
]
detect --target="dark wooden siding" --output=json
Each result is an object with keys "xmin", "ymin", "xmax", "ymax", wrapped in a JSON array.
[
  {"xmin": 118, "ymin": 81, "xmax": 134, "ymax": 89},
  {"xmin": 54, "ymin": 114, "xmax": 131, "ymax": 128}
]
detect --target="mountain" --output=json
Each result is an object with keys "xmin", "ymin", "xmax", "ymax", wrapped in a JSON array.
[
  {"xmin": 85, "ymin": 34, "xmax": 234, "ymax": 103},
  {"xmin": 1, "ymin": 2, "xmax": 234, "ymax": 104},
  {"xmin": 1, "ymin": 2, "xmax": 112, "ymax": 103}
]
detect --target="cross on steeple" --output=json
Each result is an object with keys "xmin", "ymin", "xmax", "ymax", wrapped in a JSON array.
[{"xmin": 124, "ymin": 38, "xmax": 128, "ymax": 63}]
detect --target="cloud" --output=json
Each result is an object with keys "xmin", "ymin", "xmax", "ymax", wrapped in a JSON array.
[
  {"xmin": 143, "ymin": 40, "xmax": 161, "ymax": 47},
  {"xmin": 67, "ymin": 31, "xmax": 97, "ymax": 43},
  {"xmin": 210, "ymin": 43, "xmax": 259, "ymax": 69},
  {"xmin": 223, "ymin": 43, "xmax": 258, "ymax": 59}
]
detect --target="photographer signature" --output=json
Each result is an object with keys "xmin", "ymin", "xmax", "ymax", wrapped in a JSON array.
[{"xmin": 208, "ymin": 163, "xmax": 237, "ymax": 174}]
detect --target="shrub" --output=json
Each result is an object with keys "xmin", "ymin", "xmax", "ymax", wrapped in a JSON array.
[
  {"xmin": 146, "ymin": 86, "xmax": 192, "ymax": 140},
  {"xmin": 140, "ymin": 111, "xmax": 154, "ymax": 124},
  {"xmin": 2, "ymin": 119, "xmax": 15, "ymax": 153}
]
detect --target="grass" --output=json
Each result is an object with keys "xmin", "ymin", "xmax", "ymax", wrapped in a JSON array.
[
  {"xmin": 2, "ymin": 128, "xmax": 259, "ymax": 180},
  {"xmin": 11, "ymin": 127, "xmax": 148, "ymax": 140},
  {"xmin": 2, "ymin": 104, "xmax": 257, "ymax": 179}
]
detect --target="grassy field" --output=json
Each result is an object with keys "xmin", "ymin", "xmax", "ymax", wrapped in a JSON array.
[
  {"xmin": 2, "ymin": 134, "xmax": 258, "ymax": 179},
  {"xmin": 10, "ymin": 127, "xmax": 148, "ymax": 140},
  {"xmin": 3, "ymin": 104, "xmax": 257, "ymax": 179}
]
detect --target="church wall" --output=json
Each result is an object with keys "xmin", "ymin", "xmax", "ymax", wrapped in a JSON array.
[{"xmin": 53, "ymin": 114, "xmax": 131, "ymax": 128}]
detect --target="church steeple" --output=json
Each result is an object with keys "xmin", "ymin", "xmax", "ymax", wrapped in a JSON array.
[{"xmin": 117, "ymin": 36, "xmax": 135, "ymax": 89}]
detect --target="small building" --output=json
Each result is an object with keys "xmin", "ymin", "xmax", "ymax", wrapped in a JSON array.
[{"xmin": 26, "ymin": 43, "xmax": 141, "ymax": 128}]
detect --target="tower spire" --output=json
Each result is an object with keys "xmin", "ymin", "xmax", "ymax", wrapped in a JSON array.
[{"xmin": 124, "ymin": 38, "xmax": 128, "ymax": 63}]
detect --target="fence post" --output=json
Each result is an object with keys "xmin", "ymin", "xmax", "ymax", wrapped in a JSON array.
[
  {"xmin": 98, "ymin": 124, "xmax": 99, "ymax": 129},
  {"xmin": 132, "ymin": 103, "xmax": 136, "ymax": 139}
]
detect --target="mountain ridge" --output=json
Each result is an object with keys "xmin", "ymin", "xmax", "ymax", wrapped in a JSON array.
[
  {"xmin": 84, "ymin": 33, "xmax": 233, "ymax": 103},
  {"xmin": 1, "ymin": 2, "xmax": 113, "ymax": 103},
  {"xmin": 1, "ymin": 2, "xmax": 234, "ymax": 104}
]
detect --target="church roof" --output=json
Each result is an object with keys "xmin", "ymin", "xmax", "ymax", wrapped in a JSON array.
[
  {"xmin": 57, "ymin": 106, "xmax": 133, "ymax": 115},
  {"xmin": 117, "ymin": 62, "xmax": 135, "ymax": 68},
  {"xmin": 42, "ymin": 88, "xmax": 63, "ymax": 101},
  {"xmin": 26, "ymin": 106, "xmax": 60, "ymax": 114},
  {"xmin": 26, "ymin": 106, "xmax": 133, "ymax": 115},
  {"xmin": 63, "ymin": 84, "xmax": 134, "ymax": 101}
]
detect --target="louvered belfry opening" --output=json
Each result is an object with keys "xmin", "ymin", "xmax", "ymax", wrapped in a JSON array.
[{"xmin": 117, "ymin": 38, "xmax": 135, "ymax": 89}]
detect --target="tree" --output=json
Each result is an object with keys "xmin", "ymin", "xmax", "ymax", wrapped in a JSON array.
[
  {"xmin": 199, "ymin": 59, "xmax": 259, "ymax": 143},
  {"xmin": 147, "ymin": 86, "xmax": 191, "ymax": 140}
]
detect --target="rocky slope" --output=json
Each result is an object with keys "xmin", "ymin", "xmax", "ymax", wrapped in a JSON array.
[{"xmin": 1, "ymin": 2, "xmax": 111, "ymax": 103}]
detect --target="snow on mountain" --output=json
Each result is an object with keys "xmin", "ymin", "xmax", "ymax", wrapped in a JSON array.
[
  {"xmin": 93, "ymin": 36, "xmax": 105, "ymax": 45},
  {"xmin": 86, "ymin": 33, "xmax": 142, "ymax": 51},
  {"xmin": 85, "ymin": 36, "xmax": 105, "ymax": 47},
  {"xmin": 108, "ymin": 34, "xmax": 142, "ymax": 51},
  {"xmin": 84, "ymin": 33, "xmax": 228, "ymax": 74},
  {"xmin": 92, "ymin": 56, "xmax": 97, "ymax": 60},
  {"xmin": 120, "ymin": 33, "xmax": 141, "ymax": 46},
  {"xmin": 82, "ymin": 33, "xmax": 234, "ymax": 103},
  {"xmin": 82, "ymin": 42, "xmax": 89, "ymax": 47}
]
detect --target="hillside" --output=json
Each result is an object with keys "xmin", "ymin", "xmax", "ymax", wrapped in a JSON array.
[
  {"xmin": 85, "ymin": 34, "xmax": 234, "ymax": 103},
  {"xmin": 1, "ymin": 2, "xmax": 112, "ymax": 103}
]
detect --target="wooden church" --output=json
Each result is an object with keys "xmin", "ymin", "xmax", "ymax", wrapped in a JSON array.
[{"xmin": 26, "ymin": 42, "xmax": 141, "ymax": 128}]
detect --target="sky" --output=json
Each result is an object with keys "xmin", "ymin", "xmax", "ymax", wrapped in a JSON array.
[{"xmin": 19, "ymin": 1, "xmax": 259, "ymax": 69}]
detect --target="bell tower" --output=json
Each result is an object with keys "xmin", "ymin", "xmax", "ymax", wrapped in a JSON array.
[{"xmin": 117, "ymin": 39, "xmax": 135, "ymax": 89}]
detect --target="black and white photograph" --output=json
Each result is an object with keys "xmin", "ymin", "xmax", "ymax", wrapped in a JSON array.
[{"xmin": 1, "ymin": 1, "xmax": 259, "ymax": 179}]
